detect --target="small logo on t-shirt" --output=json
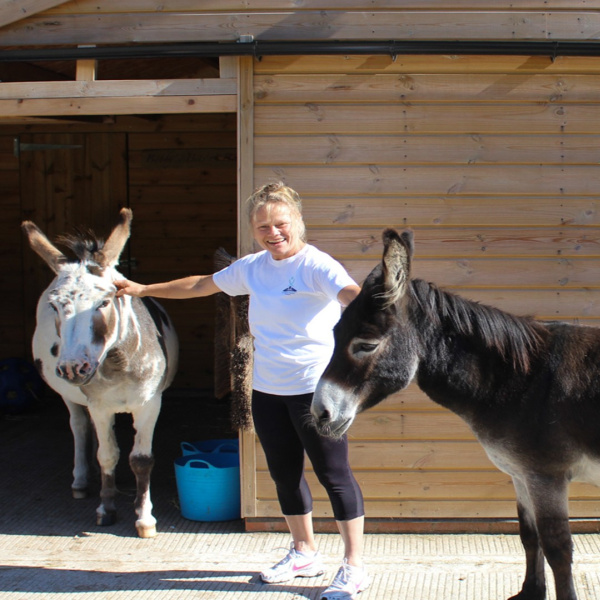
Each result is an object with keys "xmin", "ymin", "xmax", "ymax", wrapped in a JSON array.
[{"xmin": 283, "ymin": 276, "xmax": 297, "ymax": 295}]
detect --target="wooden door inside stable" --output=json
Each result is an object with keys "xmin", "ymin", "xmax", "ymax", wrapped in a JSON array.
[{"xmin": 15, "ymin": 117, "xmax": 237, "ymax": 392}]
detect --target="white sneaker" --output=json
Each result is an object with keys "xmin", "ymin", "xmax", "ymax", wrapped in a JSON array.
[
  {"xmin": 260, "ymin": 543, "xmax": 325, "ymax": 584},
  {"xmin": 321, "ymin": 559, "xmax": 371, "ymax": 599}
]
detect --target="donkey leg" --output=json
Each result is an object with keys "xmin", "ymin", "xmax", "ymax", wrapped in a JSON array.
[
  {"xmin": 64, "ymin": 399, "xmax": 92, "ymax": 498},
  {"xmin": 528, "ymin": 476, "xmax": 577, "ymax": 600},
  {"xmin": 88, "ymin": 409, "xmax": 120, "ymax": 527},
  {"xmin": 130, "ymin": 397, "xmax": 161, "ymax": 538},
  {"xmin": 509, "ymin": 478, "xmax": 546, "ymax": 600}
]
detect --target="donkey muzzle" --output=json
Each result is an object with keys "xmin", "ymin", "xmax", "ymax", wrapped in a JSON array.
[{"xmin": 56, "ymin": 359, "xmax": 97, "ymax": 385}]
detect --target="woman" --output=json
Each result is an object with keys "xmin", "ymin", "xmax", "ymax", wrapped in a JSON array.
[{"xmin": 115, "ymin": 182, "xmax": 370, "ymax": 600}]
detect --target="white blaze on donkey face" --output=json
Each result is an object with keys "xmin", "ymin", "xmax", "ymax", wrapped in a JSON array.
[{"xmin": 48, "ymin": 266, "xmax": 118, "ymax": 385}]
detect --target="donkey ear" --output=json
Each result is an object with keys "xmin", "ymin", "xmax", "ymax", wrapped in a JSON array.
[
  {"xmin": 94, "ymin": 208, "xmax": 132, "ymax": 268},
  {"xmin": 21, "ymin": 221, "xmax": 66, "ymax": 274},
  {"xmin": 380, "ymin": 228, "xmax": 413, "ymax": 305}
]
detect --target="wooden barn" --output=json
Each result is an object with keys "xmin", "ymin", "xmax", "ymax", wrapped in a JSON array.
[{"xmin": 3, "ymin": 1, "xmax": 600, "ymax": 533}]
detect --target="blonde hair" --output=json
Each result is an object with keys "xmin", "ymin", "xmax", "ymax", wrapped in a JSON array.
[{"xmin": 246, "ymin": 182, "xmax": 307, "ymax": 242}]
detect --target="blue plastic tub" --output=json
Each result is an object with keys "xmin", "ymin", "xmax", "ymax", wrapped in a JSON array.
[
  {"xmin": 181, "ymin": 439, "xmax": 239, "ymax": 456},
  {"xmin": 174, "ymin": 452, "xmax": 241, "ymax": 522}
]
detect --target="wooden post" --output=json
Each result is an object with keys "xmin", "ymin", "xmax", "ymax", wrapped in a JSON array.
[
  {"xmin": 76, "ymin": 45, "xmax": 97, "ymax": 81},
  {"xmin": 236, "ymin": 55, "xmax": 257, "ymax": 520}
]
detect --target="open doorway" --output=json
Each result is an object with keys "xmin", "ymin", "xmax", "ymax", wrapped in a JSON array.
[{"xmin": 9, "ymin": 113, "xmax": 237, "ymax": 392}]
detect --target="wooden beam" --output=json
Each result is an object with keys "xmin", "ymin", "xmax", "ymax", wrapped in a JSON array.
[
  {"xmin": 219, "ymin": 56, "xmax": 237, "ymax": 79},
  {"xmin": 0, "ymin": 79, "xmax": 237, "ymax": 118},
  {"xmin": 75, "ymin": 59, "xmax": 97, "ymax": 81},
  {"xmin": 75, "ymin": 44, "xmax": 97, "ymax": 82},
  {"xmin": 0, "ymin": 79, "xmax": 238, "ymax": 118},
  {"xmin": 3, "ymin": 11, "xmax": 600, "ymax": 46},
  {"xmin": 0, "ymin": 78, "xmax": 236, "ymax": 99},
  {"xmin": 0, "ymin": 0, "xmax": 71, "ymax": 28},
  {"xmin": 0, "ymin": 95, "xmax": 236, "ymax": 116}
]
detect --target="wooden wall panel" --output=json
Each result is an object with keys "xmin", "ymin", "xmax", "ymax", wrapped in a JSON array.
[
  {"xmin": 127, "ymin": 120, "xmax": 237, "ymax": 389},
  {"xmin": 0, "ymin": 136, "xmax": 24, "ymax": 360},
  {"xmin": 4, "ymin": 3, "xmax": 600, "ymax": 46},
  {"xmin": 19, "ymin": 132, "xmax": 127, "ymax": 353},
  {"xmin": 251, "ymin": 54, "xmax": 600, "ymax": 523}
]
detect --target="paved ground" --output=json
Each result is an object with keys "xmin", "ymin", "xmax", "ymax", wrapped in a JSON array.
[{"xmin": 2, "ymin": 395, "xmax": 600, "ymax": 599}]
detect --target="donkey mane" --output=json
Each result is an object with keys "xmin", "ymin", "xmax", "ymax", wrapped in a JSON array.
[
  {"xmin": 410, "ymin": 278, "xmax": 545, "ymax": 373},
  {"xmin": 55, "ymin": 231, "xmax": 105, "ymax": 263}
]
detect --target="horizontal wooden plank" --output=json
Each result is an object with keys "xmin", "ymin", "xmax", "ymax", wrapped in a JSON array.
[
  {"xmin": 255, "ymin": 134, "xmax": 600, "ymax": 166},
  {"xmin": 130, "ymin": 168, "xmax": 236, "ymax": 186},
  {"xmin": 0, "ymin": 95, "xmax": 236, "ymax": 117},
  {"xmin": 343, "ymin": 257, "xmax": 600, "ymax": 289},
  {"xmin": 308, "ymin": 227, "xmax": 600, "ymax": 258},
  {"xmin": 0, "ymin": 0, "xmax": 70, "ymax": 28},
  {"xmin": 128, "ymin": 220, "xmax": 235, "ymax": 241},
  {"xmin": 256, "ymin": 471, "xmax": 515, "ymax": 501},
  {"xmin": 300, "ymin": 196, "xmax": 600, "ymax": 228},
  {"xmin": 129, "ymin": 151, "xmax": 236, "ymax": 176},
  {"xmin": 131, "ymin": 184, "xmax": 237, "ymax": 205},
  {"xmin": 347, "ymin": 410, "xmax": 476, "ymax": 441},
  {"xmin": 255, "ymin": 73, "xmax": 600, "ymax": 104},
  {"xmin": 0, "ymin": 114, "xmax": 236, "ymax": 134},
  {"xmin": 256, "ymin": 498, "xmax": 600, "ymax": 519},
  {"xmin": 128, "ymin": 132, "xmax": 236, "ymax": 151},
  {"xmin": 346, "ymin": 254, "xmax": 600, "ymax": 291},
  {"xmin": 255, "ymin": 440, "xmax": 497, "ymax": 470},
  {"xmin": 45, "ymin": 1, "xmax": 600, "ymax": 14},
  {"xmin": 0, "ymin": 79, "xmax": 236, "ymax": 100},
  {"xmin": 257, "ymin": 470, "xmax": 600, "ymax": 501},
  {"xmin": 256, "ymin": 165, "xmax": 600, "ymax": 196},
  {"xmin": 3, "ymin": 11, "xmax": 600, "ymax": 46},
  {"xmin": 255, "ymin": 54, "xmax": 600, "ymax": 75},
  {"xmin": 255, "ymin": 104, "xmax": 600, "ymax": 135}
]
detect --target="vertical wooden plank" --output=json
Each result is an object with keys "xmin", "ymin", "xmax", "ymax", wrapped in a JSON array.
[
  {"xmin": 19, "ymin": 132, "xmax": 127, "ymax": 352},
  {"xmin": 219, "ymin": 56, "xmax": 237, "ymax": 79},
  {"xmin": 76, "ymin": 59, "xmax": 97, "ymax": 81},
  {"xmin": 87, "ymin": 132, "xmax": 127, "ymax": 233},
  {"xmin": 0, "ymin": 135, "xmax": 24, "ymax": 359},
  {"xmin": 76, "ymin": 44, "xmax": 97, "ymax": 81},
  {"xmin": 237, "ymin": 55, "xmax": 257, "ymax": 519},
  {"xmin": 238, "ymin": 55, "xmax": 254, "ymax": 257}
]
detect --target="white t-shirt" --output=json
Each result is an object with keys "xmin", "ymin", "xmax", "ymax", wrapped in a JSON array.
[{"xmin": 213, "ymin": 244, "xmax": 357, "ymax": 395}]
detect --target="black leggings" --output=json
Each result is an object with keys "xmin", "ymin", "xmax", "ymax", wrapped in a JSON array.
[{"xmin": 251, "ymin": 390, "xmax": 364, "ymax": 522}]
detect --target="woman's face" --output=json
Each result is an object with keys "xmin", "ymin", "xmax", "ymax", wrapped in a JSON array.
[{"xmin": 251, "ymin": 202, "xmax": 305, "ymax": 260}]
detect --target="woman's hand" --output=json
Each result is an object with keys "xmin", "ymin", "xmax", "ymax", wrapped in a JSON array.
[{"xmin": 114, "ymin": 279, "xmax": 146, "ymax": 298}]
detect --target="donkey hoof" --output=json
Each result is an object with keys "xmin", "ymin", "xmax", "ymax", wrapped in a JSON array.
[
  {"xmin": 136, "ymin": 524, "xmax": 157, "ymax": 538},
  {"xmin": 96, "ymin": 511, "xmax": 117, "ymax": 526},
  {"xmin": 72, "ymin": 488, "xmax": 88, "ymax": 499},
  {"xmin": 135, "ymin": 519, "xmax": 157, "ymax": 538}
]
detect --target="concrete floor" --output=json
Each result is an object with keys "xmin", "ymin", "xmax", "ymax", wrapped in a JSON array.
[{"xmin": 1, "ymin": 396, "xmax": 600, "ymax": 599}]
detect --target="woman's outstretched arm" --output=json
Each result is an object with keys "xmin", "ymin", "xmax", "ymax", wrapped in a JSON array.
[{"xmin": 114, "ymin": 274, "xmax": 221, "ymax": 299}]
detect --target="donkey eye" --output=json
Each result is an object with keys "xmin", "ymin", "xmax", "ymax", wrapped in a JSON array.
[
  {"xmin": 98, "ymin": 299, "xmax": 111, "ymax": 310},
  {"xmin": 359, "ymin": 343, "xmax": 378, "ymax": 352},
  {"xmin": 352, "ymin": 340, "xmax": 379, "ymax": 357}
]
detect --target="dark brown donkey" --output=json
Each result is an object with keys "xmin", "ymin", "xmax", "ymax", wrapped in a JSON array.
[{"xmin": 312, "ymin": 228, "xmax": 600, "ymax": 600}]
